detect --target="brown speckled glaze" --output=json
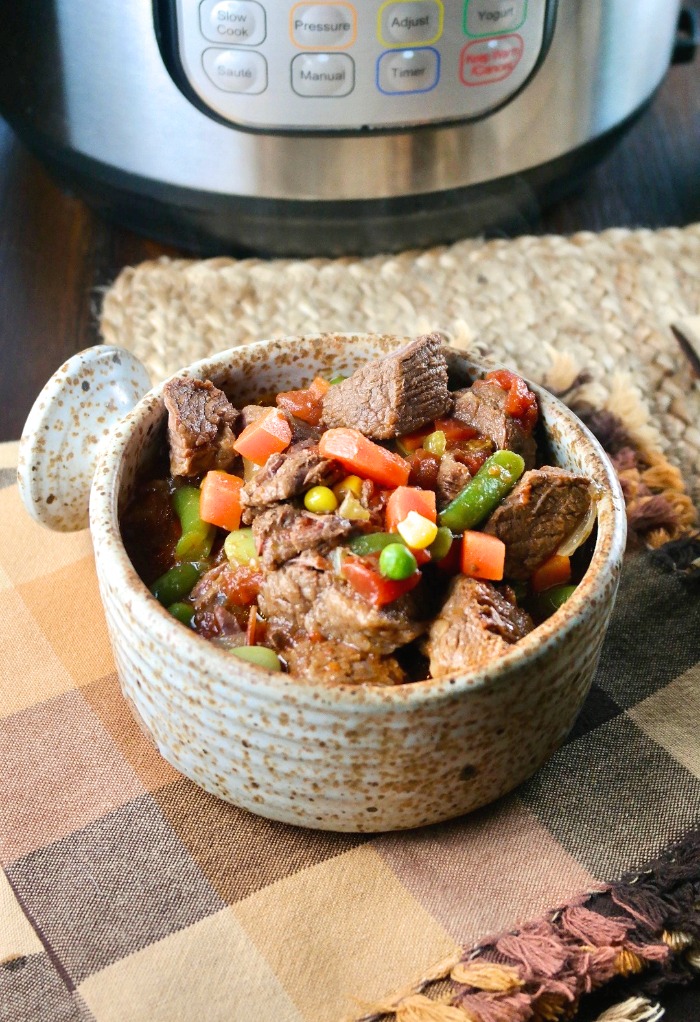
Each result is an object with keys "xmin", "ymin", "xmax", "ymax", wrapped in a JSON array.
[{"xmin": 22, "ymin": 335, "xmax": 627, "ymax": 832}]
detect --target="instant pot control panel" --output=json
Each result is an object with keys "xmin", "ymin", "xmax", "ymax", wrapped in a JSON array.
[{"xmin": 165, "ymin": 0, "xmax": 555, "ymax": 131}]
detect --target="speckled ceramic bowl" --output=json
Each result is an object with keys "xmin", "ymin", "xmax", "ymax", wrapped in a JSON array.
[{"xmin": 19, "ymin": 334, "xmax": 626, "ymax": 832}]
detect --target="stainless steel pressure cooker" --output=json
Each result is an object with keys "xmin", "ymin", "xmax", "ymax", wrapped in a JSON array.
[{"xmin": 0, "ymin": 0, "xmax": 686, "ymax": 255}]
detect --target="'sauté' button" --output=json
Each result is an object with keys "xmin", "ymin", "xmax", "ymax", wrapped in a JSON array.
[
  {"xmin": 202, "ymin": 48, "xmax": 268, "ymax": 92},
  {"xmin": 199, "ymin": 0, "xmax": 266, "ymax": 46}
]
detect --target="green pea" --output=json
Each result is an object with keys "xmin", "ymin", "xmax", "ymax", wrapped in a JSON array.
[
  {"xmin": 423, "ymin": 430, "xmax": 447, "ymax": 457},
  {"xmin": 231, "ymin": 646, "xmax": 283, "ymax": 671},
  {"xmin": 304, "ymin": 485, "xmax": 339, "ymax": 514},
  {"xmin": 439, "ymin": 450, "xmax": 525, "ymax": 533},
  {"xmin": 167, "ymin": 602, "xmax": 195, "ymax": 626},
  {"xmin": 379, "ymin": 543, "xmax": 417, "ymax": 581},
  {"xmin": 428, "ymin": 526, "xmax": 453, "ymax": 561}
]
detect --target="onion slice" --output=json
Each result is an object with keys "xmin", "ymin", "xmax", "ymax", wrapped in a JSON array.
[{"xmin": 556, "ymin": 487, "xmax": 599, "ymax": 557}]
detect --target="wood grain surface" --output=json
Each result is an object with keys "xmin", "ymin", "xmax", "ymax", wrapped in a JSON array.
[{"xmin": 1, "ymin": 43, "xmax": 699, "ymax": 442}]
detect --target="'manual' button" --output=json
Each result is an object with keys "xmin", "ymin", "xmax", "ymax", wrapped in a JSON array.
[
  {"xmin": 291, "ymin": 4, "xmax": 356, "ymax": 49},
  {"xmin": 200, "ymin": 1, "xmax": 266, "ymax": 46},
  {"xmin": 377, "ymin": 47, "xmax": 439, "ymax": 94},
  {"xmin": 203, "ymin": 48, "xmax": 267, "ymax": 92},
  {"xmin": 291, "ymin": 53, "xmax": 355, "ymax": 96},
  {"xmin": 379, "ymin": 1, "xmax": 444, "ymax": 46}
]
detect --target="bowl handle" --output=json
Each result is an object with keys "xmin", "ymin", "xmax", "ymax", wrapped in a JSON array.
[{"xmin": 17, "ymin": 346, "xmax": 152, "ymax": 532}]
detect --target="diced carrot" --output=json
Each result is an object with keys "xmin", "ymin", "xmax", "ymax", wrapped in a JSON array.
[
  {"xmin": 396, "ymin": 426, "xmax": 433, "ymax": 454},
  {"xmin": 342, "ymin": 557, "xmax": 421, "ymax": 607},
  {"xmin": 199, "ymin": 471, "xmax": 244, "ymax": 531},
  {"xmin": 433, "ymin": 418, "xmax": 479, "ymax": 442},
  {"xmin": 318, "ymin": 428, "xmax": 410, "ymax": 488},
  {"xmin": 461, "ymin": 531, "xmax": 506, "ymax": 581},
  {"xmin": 233, "ymin": 407, "xmax": 292, "ymax": 465},
  {"xmin": 385, "ymin": 486, "xmax": 437, "ymax": 533},
  {"xmin": 276, "ymin": 376, "xmax": 330, "ymax": 426},
  {"xmin": 531, "ymin": 553, "xmax": 572, "ymax": 593}
]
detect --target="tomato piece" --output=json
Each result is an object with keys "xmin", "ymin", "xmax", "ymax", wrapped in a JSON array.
[
  {"xmin": 461, "ymin": 531, "xmax": 506, "ymax": 581},
  {"xmin": 276, "ymin": 376, "xmax": 330, "ymax": 426},
  {"xmin": 385, "ymin": 486, "xmax": 437, "ymax": 533},
  {"xmin": 220, "ymin": 565, "xmax": 265, "ymax": 606},
  {"xmin": 433, "ymin": 418, "xmax": 479, "ymax": 442},
  {"xmin": 531, "ymin": 554, "xmax": 572, "ymax": 593},
  {"xmin": 319, "ymin": 428, "xmax": 410, "ymax": 488},
  {"xmin": 234, "ymin": 407, "xmax": 293, "ymax": 465},
  {"xmin": 485, "ymin": 369, "xmax": 538, "ymax": 432},
  {"xmin": 342, "ymin": 557, "xmax": 421, "ymax": 607},
  {"xmin": 407, "ymin": 449, "xmax": 440, "ymax": 489},
  {"xmin": 199, "ymin": 470, "xmax": 244, "ymax": 532}
]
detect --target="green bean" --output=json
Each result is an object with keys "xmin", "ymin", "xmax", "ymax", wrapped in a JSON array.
[
  {"xmin": 533, "ymin": 584, "xmax": 578, "ymax": 618},
  {"xmin": 231, "ymin": 646, "xmax": 283, "ymax": 671},
  {"xmin": 173, "ymin": 485, "xmax": 215, "ymax": 560},
  {"xmin": 150, "ymin": 561, "xmax": 207, "ymax": 606},
  {"xmin": 348, "ymin": 532, "xmax": 407, "ymax": 555},
  {"xmin": 328, "ymin": 374, "xmax": 347, "ymax": 385},
  {"xmin": 438, "ymin": 451, "xmax": 525, "ymax": 533},
  {"xmin": 167, "ymin": 602, "xmax": 195, "ymax": 626},
  {"xmin": 428, "ymin": 526, "xmax": 453, "ymax": 561}
]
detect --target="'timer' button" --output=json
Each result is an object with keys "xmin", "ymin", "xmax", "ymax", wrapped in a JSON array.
[
  {"xmin": 291, "ymin": 52, "xmax": 355, "ymax": 96},
  {"xmin": 291, "ymin": 4, "xmax": 357, "ymax": 49},
  {"xmin": 377, "ymin": 47, "xmax": 439, "ymax": 94},
  {"xmin": 379, "ymin": 1, "xmax": 444, "ymax": 47},
  {"xmin": 203, "ymin": 47, "xmax": 267, "ymax": 92},
  {"xmin": 200, "ymin": 1, "xmax": 266, "ymax": 46}
]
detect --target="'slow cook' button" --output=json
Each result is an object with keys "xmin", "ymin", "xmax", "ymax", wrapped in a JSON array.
[
  {"xmin": 379, "ymin": 1, "xmax": 444, "ymax": 46},
  {"xmin": 203, "ymin": 48, "xmax": 268, "ymax": 93},
  {"xmin": 291, "ymin": 3, "xmax": 356, "ymax": 49},
  {"xmin": 377, "ymin": 47, "xmax": 439, "ymax": 93},
  {"xmin": 291, "ymin": 52, "xmax": 355, "ymax": 96},
  {"xmin": 200, "ymin": 0, "xmax": 266, "ymax": 46}
]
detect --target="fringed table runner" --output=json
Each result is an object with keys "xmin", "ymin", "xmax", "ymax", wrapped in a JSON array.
[{"xmin": 2, "ymin": 224, "xmax": 700, "ymax": 1022}]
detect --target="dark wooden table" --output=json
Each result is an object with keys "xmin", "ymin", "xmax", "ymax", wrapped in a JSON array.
[{"xmin": 2, "ymin": 44, "xmax": 700, "ymax": 442}]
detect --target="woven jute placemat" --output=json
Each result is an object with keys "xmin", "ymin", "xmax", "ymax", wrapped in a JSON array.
[{"xmin": 100, "ymin": 225, "xmax": 700, "ymax": 507}]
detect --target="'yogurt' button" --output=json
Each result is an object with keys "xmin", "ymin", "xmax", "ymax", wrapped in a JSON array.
[
  {"xmin": 291, "ymin": 3, "xmax": 356, "ymax": 49},
  {"xmin": 465, "ymin": 0, "xmax": 526, "ymax": 37},
  {"xmin": 377, "ymin": 47, "xmax": 439, "ymax": 93},
  {"xmin": 291, "ymin": 52, "xmax": 355, "ymax": 96},
  {"xmin": 203, "ymin": 48, "xmax": 268, "ymax": 93},
  {"xmin": 380, "ymin": 1, "xmax": 444, "ymax": 46},
  {"xmin": 200, "ymin": 1, "xmax": 266, "ymax": 46}
]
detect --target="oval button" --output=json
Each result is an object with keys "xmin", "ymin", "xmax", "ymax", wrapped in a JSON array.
[
  {"xmin": 380, "ymin": 1, "xmax": 443, "ymax": 46},
  {"xmin": 291, "ymin": 53, "xmax": 355, "ymax": 96},
  {"xmin": 377, "ymin": 47, "xmax": 439, "ymax": 93},
  {"xmin": 200, "ymin": 0, "xmax": 266, "ymax": 46},
  {"xmin": 291, "ymin": 3, "xmax": 356, "ymax": 49},
  {"xmin": 203, "ymin": 48, "xmax": 268, "ymax": 93}
]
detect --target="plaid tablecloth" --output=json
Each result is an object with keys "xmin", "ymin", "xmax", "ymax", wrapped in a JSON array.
[{"xmin": 1, "ymin": 438, "xmax": 699, "ymax": 1022}]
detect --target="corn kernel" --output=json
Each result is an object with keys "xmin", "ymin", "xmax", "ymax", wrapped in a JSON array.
[
  {"xmin": 333, "ymin": 474, "xmax": 363, "ymax": 500},
  {"xmin": 397, "ymin": 511, "xmax": 439, "ymax": 550}
]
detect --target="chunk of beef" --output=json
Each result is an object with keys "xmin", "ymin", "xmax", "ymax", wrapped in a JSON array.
[
  {"xmin": 321, "ymin": 333, "xmax": 453, "ymax": 439},
  {"xmin": 284, "ymin": 639, "xmax": 406, "ymax": 686},
  {"xmin": 189, "ymin": 562, "xmax": 250, "ymax": 643},
  {"xmin": 482, "ymin": 467, "xmax": 593, "ymax": 578},
  {"xmin": 241, "ymin": 440, "xmax": 342, "ymax": 514},
  {"xmin": 163, "ymin": 377, "xmax": 238, "ymax": 477},
  {"xmin": 252, "ymin": 505, "xmax": 353, "ymax": 568},
  {"xmin": 258, "ymin": 560, "xmax": 427, "ymax": 655},
  {"xmin": 424, "ymin": 577, "xmax": 533, "ymax": 678},
  {"xmin": 453, "ymin": 379, "xmax": 537, "ymax": 469},
  {"xmin": 436, "ymin": 451, "xmax": 471, "ymax": 510}
]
